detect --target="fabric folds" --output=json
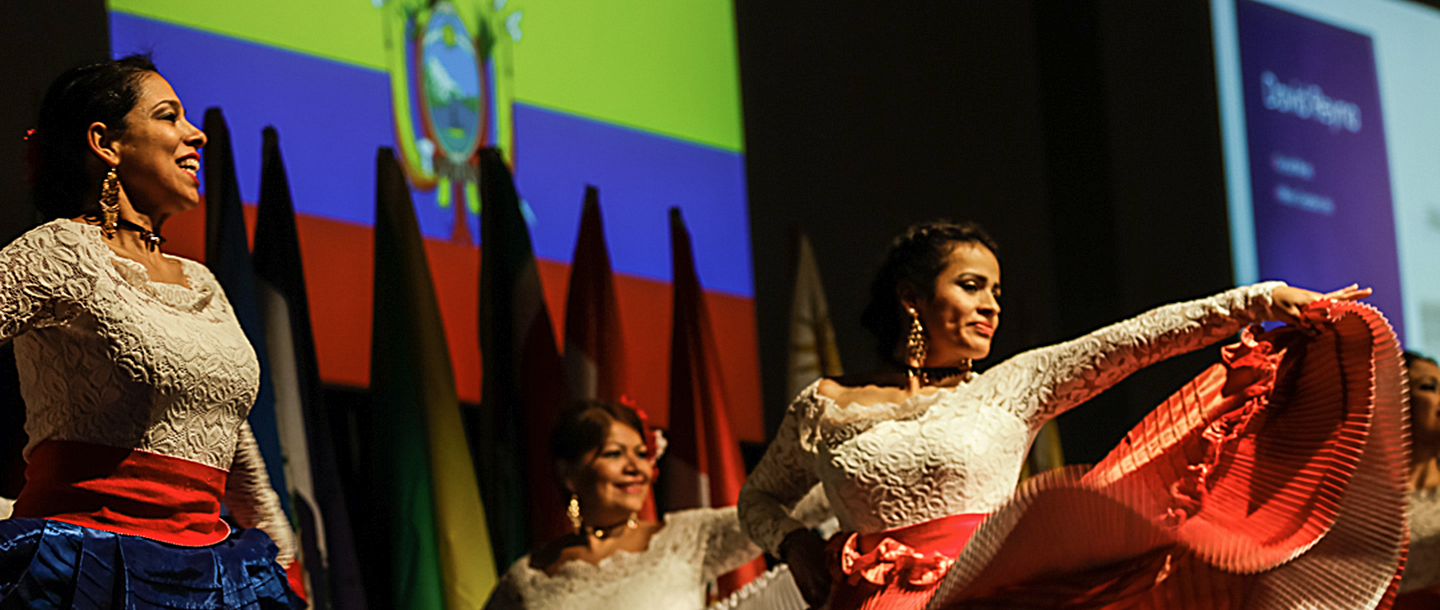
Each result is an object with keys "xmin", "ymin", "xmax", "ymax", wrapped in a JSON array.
[
  {"xmin": 0, "ymin": 519, "xmax": 301, "ymax": 609},
  {"xmin": 12, "ymin": 440, "xmax": 231, "ymax": 547},
  {"xmin": 827, "ymin": 513, "xmax": 985, "ymax": 610},
  {"xmin": 926, "ymin": 301, "xmax": 1408, "ymax": 610}
]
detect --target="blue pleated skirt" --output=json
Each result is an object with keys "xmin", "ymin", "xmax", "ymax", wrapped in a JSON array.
[{"xmin": 0, "ymin": 518, "xmax": 302, "ymax": 609}]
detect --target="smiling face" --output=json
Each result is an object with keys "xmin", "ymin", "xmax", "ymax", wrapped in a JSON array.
[
  {"xmin": 906, "ymin": 242, "xmax": 1001, "ymax": 365},
  {"xmin": 1411, "ymin": 359, "xmax": 1440, "ymax": 452},
  {"xmin": 569, "ymin": 420, "xmax": 653, "ymax": 524},
  {"xmin": 106, "ymin": 72, "xmax": 206, "ymax": 217}
]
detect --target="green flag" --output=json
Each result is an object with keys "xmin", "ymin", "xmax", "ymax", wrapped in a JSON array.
[{"xmin": 372, "ymin": 147, "xmax": 498, "ymax": 608}]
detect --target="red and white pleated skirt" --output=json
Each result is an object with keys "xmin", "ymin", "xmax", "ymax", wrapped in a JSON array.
[{"xmin": 825, "ymin": 301, "xmax": 1408, "ymax": 610}]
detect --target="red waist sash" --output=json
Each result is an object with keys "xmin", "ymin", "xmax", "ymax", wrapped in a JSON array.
[
  {"xmin": 12, "ymin": 440, "xmax": 232, "ymax": 546},
  {"xmin": 826, "ymin": 513, "xmax": 987, "ymax": 610}
]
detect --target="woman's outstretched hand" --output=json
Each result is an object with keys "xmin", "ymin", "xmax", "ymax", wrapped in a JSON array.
[
  {"xmin": 779, "ymin": 527, "xmax": 832, "ymax": 609},
  {"xmin": 1268, "ymin": 284, "xmax": 1372, "ymax": 324}
]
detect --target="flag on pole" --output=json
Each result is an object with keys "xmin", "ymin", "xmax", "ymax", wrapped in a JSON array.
[
  {"xmin": 201, "ymin": 108, "xmax": 293, "ymax": 521},
  {"xmin": 253, "ymin": 126, "xmax": 368, "ymax": 610},
  {"xmin": 785, "ymin": 227, "xmax": 844, "ymax": 400},
  {"xmin": 562, "ymin": 186, "xmax": 655, "ymax": 521},
  {"xmin": 478, "ymin": 148, "xmax": 572, "ymax": 563},
  {"xmin": 663, "ymin": 208, "xmax": 765, "ymax": 595},
  {"xmin": 373, "ymin": 148, "xmax": 498, "ymax": 609},
  {"xmin": 563, "ymin": 186, "xmax": 627, "ymax": 405}
]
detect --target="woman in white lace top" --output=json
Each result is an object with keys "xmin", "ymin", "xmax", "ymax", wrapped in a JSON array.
[
  {"xmin": 1397, "ymin": 351, "xmax": 1440, "ymax": 607},
  {"xmin": 483, "ymin": 400, "xmax": 768, "ymax": 610},
  {"xmin": 737, "ymin": 221, "xmax": 1368, "ymax": 610},
  {"xmin": 0, "ymin": 56, "xmax": 299, "ymax": 608}
]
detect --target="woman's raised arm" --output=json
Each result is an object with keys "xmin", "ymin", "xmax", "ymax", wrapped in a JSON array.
[{"xmin": 983, "ymin": 282, "xmax": 1287, "ymax": 428}]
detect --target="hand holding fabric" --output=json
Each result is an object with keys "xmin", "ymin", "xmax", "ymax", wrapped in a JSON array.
[{"xmin": 1267, "ymin": 284, "xmax": 1371, "ymax": 324}]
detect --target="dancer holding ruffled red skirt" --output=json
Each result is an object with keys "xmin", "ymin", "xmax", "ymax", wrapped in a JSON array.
[{"xmin": 738, "ymin": 220, "xmax": 1403, "ymax": 610}]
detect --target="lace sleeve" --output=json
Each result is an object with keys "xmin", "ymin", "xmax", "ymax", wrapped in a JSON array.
[
  {"xmin": 789, "ymin": 483, "xmax": 833, "ymax": 529},
  {"xmin": 738, "ymin": 389, "xmax": 822, "ymax": 556},
  {"xmin": 694, "ymin": 506, "xmax": 764, "ymax": 582},
  {"xmin": 224, "ymin": 421, "xmax": 297, "ymax": 567},
  {"xmin": 987, "ymin": 282, "xmax": 1283, "ymax": 428},
  {"xmin": 0, "ymin": 223, "xmax": 99, "ymax": 344}
]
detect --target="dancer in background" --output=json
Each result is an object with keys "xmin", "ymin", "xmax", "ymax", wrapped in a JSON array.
[
  {"xmin": 739, "ymin": 220, "xmax": 1393, "ymax": 610},
  {"xmin": 0, "ymin": 56, "xmax": 299, "ymax": 608},
  {"xmin": 1397, "ymin": 351, "xmax": 1440, "ymax": 608},
  {"xmin": 485, "ymin": 400, "xmax": 826, "ymax": 610},
  {"xmin": 1403, "ymin": 352, "xmax": 1440, "ymax": 490}
]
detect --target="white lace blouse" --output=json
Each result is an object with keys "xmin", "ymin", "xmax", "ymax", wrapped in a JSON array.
[
  {"xmin": 0, "ymin": 219, "xmax": 293, "ymax": 561},
  {"xmin": 737, "ymin": 283, "xmax": 1283, "ymax": 555},
  {"xmin": 483, "ymin": 507, "xmax": 762, "ymax": 610}
]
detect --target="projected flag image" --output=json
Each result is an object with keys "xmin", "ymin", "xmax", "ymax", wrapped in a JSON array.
[
  {"xmin": 107, "ymin": 0, "xmax": 763, "ymax": 434},
  {"xmin": 383, "ymin": 0, "xmax": 506, "ymax": 243}
]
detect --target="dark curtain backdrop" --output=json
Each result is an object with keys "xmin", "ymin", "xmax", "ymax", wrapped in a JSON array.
[
  {"xmin": 743, "ymin": 0, "xmax": 1260, "ymax": 463},
  {"xmin": 0, "ymin": 0, "xmax": 110, "ymax": 244},
  {"xmin": 736, "ymin": 2, "xmax": 1059, "ymax": 443},
  {"xmin": 0, "ymin": 0, "xmax": 109, "ymax": 494}
]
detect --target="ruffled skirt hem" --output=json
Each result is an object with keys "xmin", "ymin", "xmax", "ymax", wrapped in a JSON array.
[
  {"xmin": 0, "ymin": 518, "xmax": 303, "ymax": 610},
  {"xmin": 925, "ymin": 301, "xmax": 1409, "ymax": 609}
]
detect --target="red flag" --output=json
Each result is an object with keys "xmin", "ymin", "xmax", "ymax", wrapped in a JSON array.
[
  {"xmin": 663, "ymin": 208, "xmax": 764, "ymax": 594},
  {"xmin": 562, "ymin": 186, "xmax": 628, "ymax": 403},
  {"xmin": 562, "ymin": 186, "xmax": 656, "ymax": 521}
]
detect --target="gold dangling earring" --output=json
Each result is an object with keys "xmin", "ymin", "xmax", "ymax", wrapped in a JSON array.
[
  {"xmin": 906, "ymin": 310, "xmax": 928, "ymax": 382},
  {"xmin": 98, "ymin": 167, "xmax": 120, "ymax": 239},
  {"xmin": 567, "ymin": 493, "xmax": 583, "ymax": 534},
  {"xmin": 626, "ymin": 512, "xmax": 638, "ymax": 530}
]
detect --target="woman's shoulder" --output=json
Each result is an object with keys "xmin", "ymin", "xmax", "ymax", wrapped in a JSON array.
[
  {"xmin": 776, "ymin": 378, "xmax": 831, "ymax": 422},
  {"xmin": 1, "ymin": 220, "xmax": 110, "ymax": 289},
  {"xmin": 2, "ymin": 219, "xmax": 99, "ymax": 257},
  {"xmin": 492, "ymin": 553, "xmax": 544, "ymax": 607}
]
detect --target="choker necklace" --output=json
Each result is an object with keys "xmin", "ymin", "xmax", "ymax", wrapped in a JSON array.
[
  {"xmin": 115, "ymin": 218, "xmax": 165, "ymax": 251},
  {"xmin": 894, "ymin": 360, "xmax": 972, "ymax": 385},
  {"xmin": 584, "ymin": 516, "xmax": 638, "ymax": 539}
]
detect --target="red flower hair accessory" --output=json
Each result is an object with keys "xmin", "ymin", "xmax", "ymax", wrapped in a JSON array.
[{"xmin": 620, "ymin": 395, "xmax": 666, "ymax": 464}]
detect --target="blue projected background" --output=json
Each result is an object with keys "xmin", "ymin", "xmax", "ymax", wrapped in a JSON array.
[{"xmin": 1213, "ymin": 0, "xmax": 1440, "ymax": 354}]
